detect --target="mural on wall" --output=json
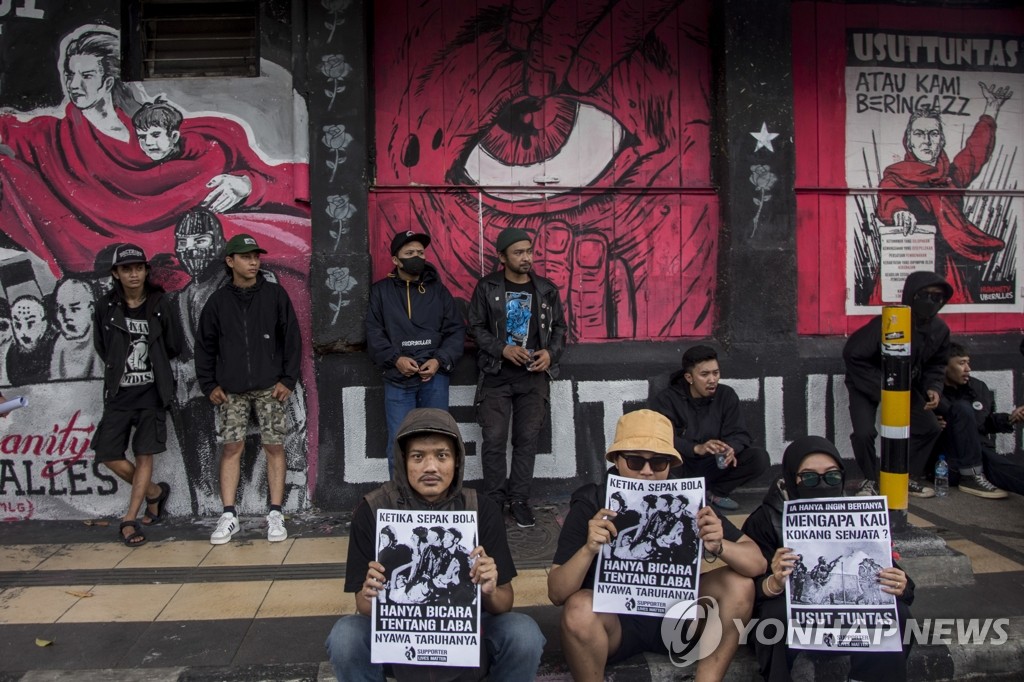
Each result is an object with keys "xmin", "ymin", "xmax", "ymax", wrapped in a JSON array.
[
  {"xmin": 0, "ymin": 21, "xmax": 314, "ymax": 519},
  {"xmin": 794, "ymin": 5, "xmax": 1024, "ymax": 333},
  {"xmin": 369, "ymin": 0, "xmax": 719, "ymax": 341},
  {"xmin": 846, "ymin": 33, "xmax": 1022, "ymax": 312}
]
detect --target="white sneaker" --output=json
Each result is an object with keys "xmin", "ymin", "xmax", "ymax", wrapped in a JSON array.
[
  {"xmin": 210, "ymin": 512, "xmax": 240, "ymax": 545},
  {"xmin": 267, "ymin": 510, "xmax": 288, "ymax": 542}
]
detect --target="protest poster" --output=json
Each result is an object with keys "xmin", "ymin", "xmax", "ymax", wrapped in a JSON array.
[
  {"xmin": 593, "ymin": 474, "xmax": 704, "ymax": 617},
  {"xmin": 371, "ymin": 509, "xmax": 480, "ymax": 667},
  {"xmin": 782, "ymin": 496, "xmax": 901, "ymax": 652}
]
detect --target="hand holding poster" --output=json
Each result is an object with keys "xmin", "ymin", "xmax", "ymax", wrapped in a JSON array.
[
  {"xmin": 782, "ymin": 496, "xmax": 902, "ymax": 652},
  {"xmin": 371, "ymin": 509, "xmax": 480, "ymax": 667},
  {"xmin": 593, "ymin": 474, "xmax": 705, "ymax": 617}
]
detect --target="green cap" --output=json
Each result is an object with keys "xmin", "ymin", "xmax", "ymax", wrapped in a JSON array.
[{"xmin": 225, "ymin": 233, "xmax": 267, "ymax": 256}]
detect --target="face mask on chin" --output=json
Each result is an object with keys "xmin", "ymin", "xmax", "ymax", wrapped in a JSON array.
[{"xmin": 399, "ymin": 256, "xmax": 426, "ymax": 276}]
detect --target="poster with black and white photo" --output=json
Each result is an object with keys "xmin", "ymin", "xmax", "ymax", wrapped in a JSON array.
[
  {"xmin": 782, "ymin": 496, "xmax": 901, "ymax": 652},
  {"xmin": 371, "ymin": 509, "xmax": 480, "ymax": 667},
  {"xmin": 593, "ymin": 475, "xmax": 704, "ymax": 617}
]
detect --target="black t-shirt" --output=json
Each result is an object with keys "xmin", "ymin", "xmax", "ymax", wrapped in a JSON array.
[
  {"xmin": 553, "ymin": 481, "xmax": 744, "ymax": 591},
  {"xmin": 484, "ymin": 279, "xmax": 539, "ymax": 387},
  {"xmin": 108, "ymin": 303, "xmax": 160, "ymax": 410},
  {"xmin": 344, "ymin": 492, "xmax": 518, "ymax": 594}
]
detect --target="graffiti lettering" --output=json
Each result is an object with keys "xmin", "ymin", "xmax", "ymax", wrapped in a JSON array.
[
  {"xmin": 0, "ymin": 0, "xmax": 45, "ymax": 20},
  {"xmin": 0, "ymin": 459, "xmax": 116, "ymax": 496},
  {"xmin": 850, "ymin": 34, "xmax": 1021, "ymax": 71},
  {"xmin": 855, "ymin": 93, "xmax": 971, "ymax": 116},
  {"xmin": 0, "ymin": 410, "xmax": 94, "ymax": 464}
]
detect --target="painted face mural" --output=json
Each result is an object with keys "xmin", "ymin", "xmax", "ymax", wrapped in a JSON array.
[
  {"xmin": 63, "ymin": 54, "xmax": 112, "ymax": 111},
  {"xmin": 372, "ymin": 0, "xmax": 718, "ymax": 341},
  {"xmin": 11, "ymin": 297, "xmax": 47, "ymax": 351},
  {"xmin": 55, "ymin": 280, "xmax": 95, "ymax": 340}
]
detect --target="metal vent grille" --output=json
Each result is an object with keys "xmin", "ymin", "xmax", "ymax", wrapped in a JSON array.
[{"xmin": 138, "ymin": 0, "xmax": 259, "ymax": 79}]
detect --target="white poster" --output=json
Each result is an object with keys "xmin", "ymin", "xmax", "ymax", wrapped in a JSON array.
[
  {"xmin": 371, "ymin": 509, "xmax": 481, "ymax": 667},
  {"xmin": 593, "ymin": 475, "xmax": 704, "ymax": 617},
  {"xmin": 782, "ymin": 496, "xmax": 901, "ymax": 652}
]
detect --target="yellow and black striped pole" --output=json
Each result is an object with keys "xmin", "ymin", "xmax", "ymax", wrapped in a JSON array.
[{"xmin": 879, "ymin": 306, "xmax": 911, "ymax": 530}]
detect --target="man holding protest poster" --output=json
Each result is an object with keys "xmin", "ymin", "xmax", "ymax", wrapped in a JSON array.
[
  {"xmin": 325, "ymin": 408, "xmax": 545, "ymax": 682},
  {"xmin": 742, "ymin": 436, "xmax": 914, "ymax": 682},
  {"xmin": 549, "ymin": 409, "xmax": 766, "ymax": 681}
]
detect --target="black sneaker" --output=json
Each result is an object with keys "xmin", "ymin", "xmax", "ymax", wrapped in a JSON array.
[
  {"xmin": 509, "ymin": 501, "xmax": 536, "ymax": 528},
  {"xmin": 958, "ymin": 474, "xmax": 1007, "ymax": 499},
  {"xmin": 907, "ymin": 479, "xmax": 935, "ymax": 498}
]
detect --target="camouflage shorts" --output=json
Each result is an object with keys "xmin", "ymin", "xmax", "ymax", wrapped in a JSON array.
[{"xmin": 218, "ymin": 388, "xmax": 289, "ymax": 445}]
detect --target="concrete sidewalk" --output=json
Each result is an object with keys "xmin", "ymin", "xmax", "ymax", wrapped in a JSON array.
[{"xmin": 2, "ymin": 487, "xmax": 1023, "ymax": 680}]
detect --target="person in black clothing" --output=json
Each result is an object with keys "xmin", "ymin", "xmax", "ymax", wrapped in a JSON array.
[
  {"xmin": 844, "ymin": 270, "xmax": 952, "ymax": 497},
  {"xmin": 366, "ymin": 230, "xmax": 464, "ymax": 475},
  {"xmin": 650, "ymin": 344, "xmax": 770, "ymax": 511},
  {"xmin": 196, "ymin": 233, "xmax": 301, "ymax": 545},
  {"xmin": 550, "ymin": 409, "xmax": 765, "ymax": 682},
  {"xmin": 468, "ymin": 227, "xmax": 567, "ymax": 528},
  {"xmin": 325, "ymin": 408, "xmax": 545, "ymax": 682},
  {"xmin": 741, "ymin": 436, "xmax": 914, "ymax": 682},
  {"xmin": 93, "ymin": 244, "xmax": 182, "ymax": 546},
  {"xmin": 937, "ymin": 342, "xmax": 1024, "ymax": 497}
]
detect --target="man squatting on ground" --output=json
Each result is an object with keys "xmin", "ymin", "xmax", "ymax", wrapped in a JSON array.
[
  {"xmin": 650, "ymin": 344, "xmax": 770, "ymax": 511},
  {"xmin": 843, "ymin": 270, "xmax": 952, "ymax": 498},
  {"xmin": 93, "ymin": 244, "xmax": 181, "ymax": 547},
  {"xmin": 549, "ymin": 409, "xmax": 766, "ymax": 682},
  {"xmin": 366, "ymin": 230, "xmax": 464, "ymax": 476},
  {"xmin": 937, "ymin": 342, "xmax": 1024, "ymax": 498},
  {"xmin": 469, "ymin": 227, "xmax": 567, "ymax": 529},
  {"xmin": 325, "ymin": 408, "xmax": 545, "ymax": 682},
  {"xmin": 196, "ymin": 234, "xmax": 301, "ymax": 545}
]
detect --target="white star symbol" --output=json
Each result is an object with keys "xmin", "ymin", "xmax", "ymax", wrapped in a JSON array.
[{"xmin": 750, "ymin": 122, "xmax": 780, "ymax": 153}]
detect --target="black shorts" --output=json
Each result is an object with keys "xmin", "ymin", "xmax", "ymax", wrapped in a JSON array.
[
  {"xmin": 93, "ymin": 408, "xmax": 168, "ymax": 462},
  {"xmin": 608, "ymin": 613, "xmax": 669, "ymax": 664}
]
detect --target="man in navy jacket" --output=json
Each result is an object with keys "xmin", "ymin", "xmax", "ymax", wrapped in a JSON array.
[{"xmin": 366, "ymin": 230, "xmax": 465, "ymax": 475}]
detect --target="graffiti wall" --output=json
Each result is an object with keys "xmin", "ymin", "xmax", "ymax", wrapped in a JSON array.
[
  {"xmin": 368, "ymin": 0, "xmax": 719, "ymax": 341},
  {"xmin": 795, "ymin": 3, "xmax": 1024, "ymax": 334},
  {"xmin": 0, "ymin": 4, "xmax": 313, "ymax": 519}
]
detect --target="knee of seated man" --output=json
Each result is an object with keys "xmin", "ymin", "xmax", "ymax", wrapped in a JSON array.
[
  {"xmin": 488, "ymin": 612, "xmax": 546, "ymax": 657},
  {"xmin": 561, "ymin": 590, "xmax": 599, "ymax": 632},
  {"xmin": 701, "ymin": 568, "xmax": 754, "ymax": 611}
]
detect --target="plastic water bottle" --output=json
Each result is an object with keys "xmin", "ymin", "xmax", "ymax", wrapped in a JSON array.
[{"xmin": 934, "ymin": 455, "xmax": 949, "ymax": 497}]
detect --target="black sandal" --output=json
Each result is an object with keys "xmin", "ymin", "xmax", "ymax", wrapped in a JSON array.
[
  {"xmin": 143, "ymin": 482, "xmax": 171, "ymax": 525},
  {"xmin": 119, "ymin": 520, "xmax": 147, "ymax": 547}
]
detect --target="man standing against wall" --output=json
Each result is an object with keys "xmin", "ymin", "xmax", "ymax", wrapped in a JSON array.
[
  {"xmin": 844, "ymin": 270, "xmax": 951, "ymax": 498},
  {"xmin": 469, "ymin": 228, "xmax": 567, "ymax": 528},
  {"xmin": 366, "ymin": 230, "xmax": 464, "ymax": 475},
  {"xmin": 196, "ymin": 234, "xmax": 301, "ymax": 545},
  {"xmin": 649, "ymin": 345, "xmax": 770, "ymax": 511}
]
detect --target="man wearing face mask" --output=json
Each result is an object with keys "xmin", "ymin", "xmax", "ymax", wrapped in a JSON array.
[
  {"xmin": 843, "ymin": 271, "xmax": 953, "ymax": 498},
  {"xmin": 366, "ymin": 231, "xmax": 465, "ymax": 475}
]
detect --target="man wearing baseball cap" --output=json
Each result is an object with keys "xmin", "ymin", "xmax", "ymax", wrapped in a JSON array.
[
  {"xmin": 195, "ymin": 233, "xmax": 301, "ymax": 545},
  {"xmin": 548, "ymin": 410, "xmax": 766, "ymax": 681},
  {"xmin": 468, "ymin": 227, "xmax": 567, "ymax": 528},
  {"xmin": 365, "ymin": 230, "xmax": 465, "ymax": 475},
  {"xmin": 93, "ymin": 243, "xmax": 182, "ymax": 547}
]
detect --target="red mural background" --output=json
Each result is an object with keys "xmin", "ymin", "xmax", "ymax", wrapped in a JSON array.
[{"xmin": 371, "ymin": 0, "xmax": 719, "ymax": 341}]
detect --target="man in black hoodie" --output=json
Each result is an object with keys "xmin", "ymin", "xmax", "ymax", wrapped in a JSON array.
[
  {"xmin": 650, "ymin": 345, "xmax": 770, "ymax": 511},
  {"xmin": 325, "ymin": 408, "xmax": 545, "ymax": 682},
  {"xmin": 843, "ymin": 270, "xmax": 951, "ymax": 497},
  {"xmin": 366, "ymin": 231, "xmax": 465, "ymax": 475},
  {"xmin": 196, "ymin": 233, "xmax": 301, "ymax": 545}
]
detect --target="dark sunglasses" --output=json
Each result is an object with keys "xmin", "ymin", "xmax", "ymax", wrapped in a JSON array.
[
  {"xmin": 620, "ymin": 455, "xmax": 673, "ymax": 473},
  {"xmin": 796, "ymin": 470, "xmax": 844, "ymax": 488},
  {"xmin": 915, "ymin": 291, "xmax": 946, "ymax": 304}
]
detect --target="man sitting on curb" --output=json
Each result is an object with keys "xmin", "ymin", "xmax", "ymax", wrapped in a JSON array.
[
  {"xmin": 325, "ymin": 408, "xmax": 545, "ymax": 682},
  {"xmin": 549, "ymin": 409, "xmax": 766, "ymax": 681},
  {"xmin": 937, "ymin": 342, "xmax": 1024, "ymax": 498},
  {"xmin": 650, "ymin": 345, "xmax": 770, "ymax": 511}
]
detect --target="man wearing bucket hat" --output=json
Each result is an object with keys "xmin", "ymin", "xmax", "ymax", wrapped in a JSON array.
[
  {"xmin": 93, "ymin": 243, "xmax": 182, "ymax": 547},
  {"xmin": 366, "ymin": 230, "xmax": 465, "ymax": 476},
  {"xmin": 548, "ymin": 409, "xmax": 766, "ymax": 681},
  {"xmin": 468, "ymin": 227, "xmax": 567, "ymax": 529},
  {"xmin": 196, "ymin": 233, "xmax": 301, "ymax": 545}
]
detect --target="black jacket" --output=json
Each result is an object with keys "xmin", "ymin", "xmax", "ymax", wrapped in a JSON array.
[
  {"xmin": 467, "ymin": 270, "xmax": 567, "ymax": 377},
  {"xmin": 843, "ymin": 271, "xmax": 951, "ymax": 400},
  {"xmin": 94, "ymin": 289, "xmax": 182, "ymax": 407},
  {"xmin": 941, "ymin": 376, "xmax": 1014, "ymax": 449},
  {"xmin": 365, "ymin": 264, "xmax": 465, "ymax": 386},
  {"xmin": 195, "ymin": 273, "xmax": 301, "ymax": 395},
  {"xmin": 649, "ymin": 378, "xmax": 752, "ymax": 462}
]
